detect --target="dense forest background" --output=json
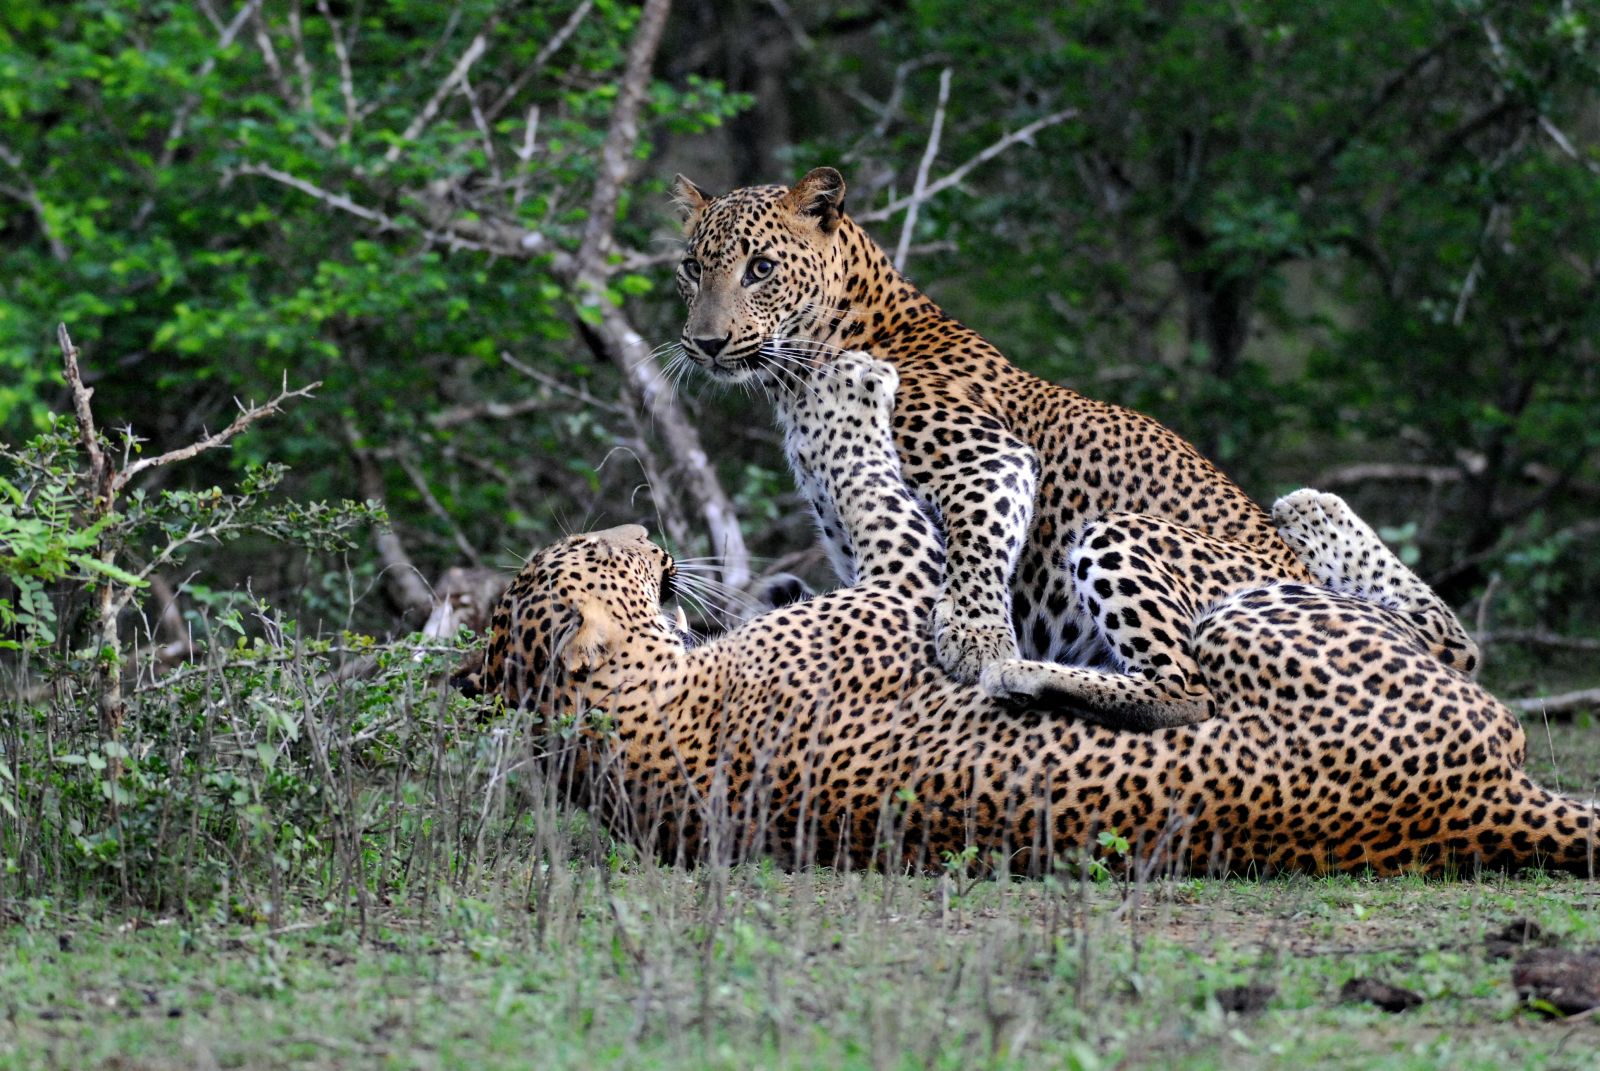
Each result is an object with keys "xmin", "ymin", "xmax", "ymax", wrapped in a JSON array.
[{"xmin": 3, "ymin": 0, "xmax": 1599, "ymax": 706}]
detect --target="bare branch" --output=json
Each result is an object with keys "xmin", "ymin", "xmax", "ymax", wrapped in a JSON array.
[
  {"xmin": 459, "ymin": 72, "xmax": 501, "ymax": 185},
  {"xmin": 231, "ymin": 162, "xmax": 398, "ymax": 229},
  {"xmin": 57, "ymin": 324, "xmax": 112, "ymax": 510},
  {"xmin": 764, "ymin": 0, "xmax": 814, "ymax": 51},
  {"xmin": 315, "ymin": 0, "xmax": 361, "ymax": 141},
  {"xmin": 1453, "ymin": 201, "xmax": 1505, "ymax": 327},
  {"xmin": 510, "ymin": 104, "xmax": 541, "ymax": 212},
  {"xmin": 498, "ymin": 349, "xmax": 626, "ymax": 414},
  {"xmin": 393, "ymin": 447, "xmax": 481, "ymax": 566},
  {"xmin": 344, "ymin": 420, "xmax": 434, "ymax": 621},
  {"xmin": 1538, "ymin": 114, "xmax": 1600, "ymax": 176},
  {"xmin": 146, "ymin": 574, "xmax": 196, "ymax": 668},
  {"xmin": 574, "ymin": 0, "xmax": 672, "ymax": 277},
  {"xmin": 383, "ymin": 21, "xmax": 495, "ymax": 165},
  {"xmin": 285, "ymin": 2, "xmax": 318, "ymax": 112},
  {"xmin": 113, "ymin": 377, "xmax": 321, "ymax": 492},
  {"xmin": 893, "ymin": 67, "xmax": 951, "ymax": 272},
  {"xmin": 133, "ymin": 0, "xmax": 265, "ymax": 228},
  {"xmin": 250, "ymin": 5, "xmax": 298, "ymax": 106},
  {"xmin": 1477, "ymin": 629, "xmax": 1600, "ymax": 654},
  {"xmin": 855, "ymin": 108, "xmax": 1079, "ymax": 224},
  {"xmin": 1506, "ymin": 688, "xmax": 1600, "ymax": 718},
  {"xmin": 1291, "ymin": 23, "xmax": 1470, "ymax": 190},
  {"xmin": 484, "ymin": 0, "xmax": 596, "ymax": 123},
  {"xmin": 0, "ymin": 142, "xmax": 68, "ymax": 262},
  {"xmin": 429, "ymin": 396, "xmax": 548, "ymax": 429}
]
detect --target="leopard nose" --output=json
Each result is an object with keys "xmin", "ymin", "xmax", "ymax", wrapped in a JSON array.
[{"xmin": 689, "ymin": 334, "xmax": 730, "ymax": 358}]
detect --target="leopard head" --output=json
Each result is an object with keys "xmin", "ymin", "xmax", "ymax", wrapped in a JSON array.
[
  {"xmin": 455, "ymin": 525, "xmax": 685, "ymax": 709},
  {"xmin": 671, "ymin": 166, "xmax": 848, "ymax": 385}
]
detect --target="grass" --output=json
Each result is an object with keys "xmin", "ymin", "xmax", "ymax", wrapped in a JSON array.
[{"xmin": 3, "ymin": 720, "xmax": 1597, "ymax": 1071}]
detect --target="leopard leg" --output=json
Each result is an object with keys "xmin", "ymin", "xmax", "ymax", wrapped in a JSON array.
[
  {"xmin": 785, "ymin": 352, "xmax": 946, "ymax": 601},
  {"xmin": 980, "ymin": 515, "xmax": 1295, "ymax": 731},
  {"xmin": 897, "ymin": 413, "xmax": 1039, "ymax": 683},
  {"xmin": 1272, "ymin": 489, "xmax": 1480, "ymax": 678}
]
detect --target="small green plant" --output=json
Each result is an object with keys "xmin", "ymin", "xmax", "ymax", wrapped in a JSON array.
[{"xmin": 1084, "ymin": 828, "xmax": 1132, "ymax": 883}]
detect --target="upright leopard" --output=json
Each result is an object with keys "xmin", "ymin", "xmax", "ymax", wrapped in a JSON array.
[{"xmin": 670, "ymin": 167, "xmax": 1477, "ymax": 729}]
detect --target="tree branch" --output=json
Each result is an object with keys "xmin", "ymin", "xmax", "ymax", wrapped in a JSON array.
[
  {"xmin": 574, "ymin": 0, "xmax": 672, "ymax": 277},
  {"xmin": 1290, "ymin": 22, "xmax": 1471, "ymax": 190},
  {"xmin": 113, "ymin": 375, "xmax": 320, "ymax": 493},
  {"xmin": 893, "ymin": 67, "xmax": 951, "ymax": 272},
  {"xmin": 383, "ymin": 19, "xmax": 495, "ymax": 165},
  {"xmin": 1477, "ymin": 629, "xmax": 1600, "ymax": 654},
  {"xmin": 344, "ymin": 420, "xmax": 434, "ymax": 622},
  {"xmin": 132, "ymin": 0, "xmax": 266, "ymax": 229},
  {"xmin": 1506, "ymin": 688, "xmax": 1600, "ymax": 718},
  {"xmin": 854, "ymin": 108, "xmax": 1079, "ymax": 224},
  {"xmin": 57, "ymin": 325, "xmax": 110, "ymax": 501},
  {"xmin": 0, "ymin": 142, "xmax": 69, "ymax": 262},
  {"xmin": 484, "ymin": 0, "xmax": 595, "ymax": 123}
]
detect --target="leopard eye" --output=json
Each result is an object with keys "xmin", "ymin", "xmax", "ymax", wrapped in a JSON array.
[
  {"xmin": 682, "ymin": 259, "xmax": 702, "ymax": 282},
  {"xmin": 744, "ymin": 256, "xmax": 775, "ymax": 285}
]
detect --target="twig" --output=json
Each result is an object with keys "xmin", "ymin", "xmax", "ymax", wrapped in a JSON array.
[
  {"xmin": 0, "ymin": 142, "xmax": 69, "ymax": 262},
  {"xmin": 459, "ymin": 72, "xmax": 500, "ymax": 185},
  {"xmin": 1506, "ymin": 688, "xmax": 1600, "ymax": 718},
  {"xmin": 893, "ymin": 68, "xmax": 951, "ymax": 272},
  {"xmin": 57, "ymin": 325, "xmax": 109, "ymax": 501},
  {"xmin": 1291, "ymin": 23, "xmax": 1470, "ymax": 190},
  {"xmin": 498, "ymin": 350, "xmax": 626, "ymax": 414},
  {"xmin": 1478, "ymin": 629, "xmax": 1600, "ymax": 654},
  {"xmin": 484, "ymin": 0, "xmax": 595, "ymax": 123},
  {"xmin": 230, "ymin": 162, "xmax": 401, "ymax": 229},
  {"xmin": 509, "ymin": 105, "xmax": 541, "ymax": 212},
  {"xmin": 855, "ymin": 108, "xmax": 1078, "ymax": 224},
  {"xmin": 1473, "ymin": 572, "xmax": 1501, "ymax": 640},
  {"xmin": 1453, "ymin": 201, "xmax": 1504, "ymax": 326},
  {"xmin": 428, "ymin": 396, "xmax": 551, "ymax": 429},
  {"xmin": 393, "ymin": 446, "xmax": 481, "ymax": 566},
  {"xmin": 315, "ymin": 0, "xmax": 360, "ymax": 142},
  {"xmin": 133, "ymin": 0, "xmax": 265, "ymax": 229},
  {"xmin": 1538, "ymin": 114, "xmax": 1600, "ymax": 176},
  {"xmin": 250, "ymin": 5, "xmax": 300, "ymax": 111},
  {"xmin": 383, "ymin": 21, "xmax": 495, "ymax": 164},
  {"xmin": 285, "ymin": 2, "xmax": 317, "ymax": 112},
  {"xmin": 113, "ymin": 375, "xmax": 320, "ymax": 493},
  {"xmin": 343, "ymin": 420, "xmax": 435, "ymax": 621}
]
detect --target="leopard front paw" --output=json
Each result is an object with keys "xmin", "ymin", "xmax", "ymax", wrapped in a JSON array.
[
  {"xmin": 933, "ymin": 596, "xmax": 1018, "ymax": 683},
  {"xmin": 978, "ymin": 659, "xmax": 1044, "ymax": 705}
]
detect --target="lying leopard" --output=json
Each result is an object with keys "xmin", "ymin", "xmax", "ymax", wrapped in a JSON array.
[
  {"xmin": 457, "ymin": 353, "xmax": 1593, "ymax": 877},
  {"xmin": 670, "ymin": 167, "xmax": 1478, "ymax": 731}
]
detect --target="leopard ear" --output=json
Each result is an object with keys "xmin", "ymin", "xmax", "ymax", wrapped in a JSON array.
[
  {"xmin": 786, "ymin": 167, "xmax": 846, "ymax": 234},
  {"xmin": 670, "ymin": 174, "xmax": 711, "ymax": 231},
  {"xmin": 560, "ymin": 597, "xmax": 623, "ymax": 674}
]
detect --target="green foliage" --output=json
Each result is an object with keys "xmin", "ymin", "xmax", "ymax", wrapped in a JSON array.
[
  {"xmin": 0, "ymin": 425, "xmax": 141, "ymax": 649},
  {"xmin": 0, "ymin": 0, "xmax": 748, "ymax": 598},
  {"xmin": 797, "ymin": 0, "xmax": 1600, "ymax": 621}
]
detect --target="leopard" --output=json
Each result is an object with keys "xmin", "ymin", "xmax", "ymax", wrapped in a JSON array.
[
  {"xmin": 668, "ymin": 166, "xmax": 1479, "ymax": 731},
  {"xmin": 456, "ymin": 352, "xmax": 1594, "ymax": 877}
]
